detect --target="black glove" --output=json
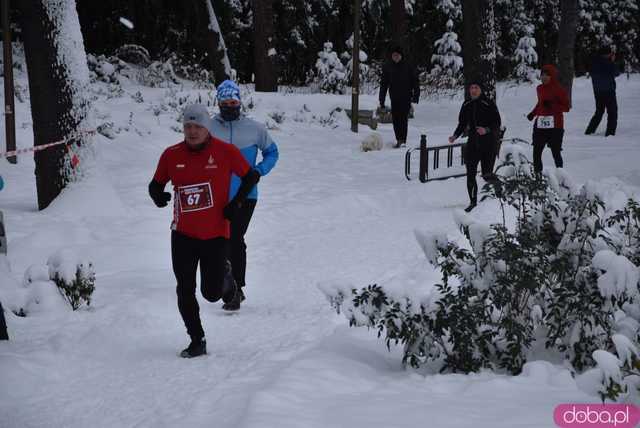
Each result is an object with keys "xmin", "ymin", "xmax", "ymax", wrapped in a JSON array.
[
  {"xmin": 526, "ymin": 112, "xmax": 535, "ymax": 121},
  {"xmin": 542, "ymin": 100, "xmax": 552, "ymax": 109},
  {"xmin": 223, "ymin": 199, "xmax": 242, "ymax": 221},
  {"xmin": 148, "ymin": 180, "xmax": 171, "ymax": 207},
  {"xmin": 153, "ymin": 192, "xmax": 171, "ymax": 208},
  {"xmin": 412, "ymin": 95, "xmax": 419, "ymax": 104}
]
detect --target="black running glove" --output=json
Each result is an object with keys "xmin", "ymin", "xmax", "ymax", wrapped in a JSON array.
[
  {"xmin": 223, "ymin": 200, "xmax": 241, "ymax": 221},
  {"xmin": 148, "ymin": 180, "xmax": 171, "ymax": 207},
  {"xmin": 223, "ymin": 169, "xmax": 260, "ymax": 221}
]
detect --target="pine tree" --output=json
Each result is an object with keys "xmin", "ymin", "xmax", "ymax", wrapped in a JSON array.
[
  {"xmin": 429, "ymin": 19, "xmax": 463, "ymax": 88},
  {"xmin": 273, "ymin": 0, "xmax": 318, "ymax": 85},
  {"xmin": 514, "ymin": 24, "xmax": 538, "ymax": 82},
  {"xmin": 577, "ymin": 0, "xmax": 639, "ymax": 73},
  {"xmin": 435, "ymin": 0, "xmax": 461, "ymax": 19}
]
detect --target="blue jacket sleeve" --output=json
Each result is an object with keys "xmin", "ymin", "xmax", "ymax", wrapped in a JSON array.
[
  {"xmin": 0, "ymin": 175, "xmax": 4, "ymax": 192},
  {"xmin": 255, "ymin": 127, "xmax": 279, "ymax": 176}
]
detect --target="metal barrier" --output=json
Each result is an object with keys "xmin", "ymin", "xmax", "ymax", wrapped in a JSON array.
[
  {"xmin": 405, "ymin": 136, "xmax": 531, "ymax": 183},
  {"xmin": 0, "ymin": 211, "xmax": 8, "ymax": 340},
  {"xmin": 0, "ymin": 302, "xmax": 7, "ymax": 340},
  {"xmin": 0, "ymin": 211, "xmax": 6, "ymax": 255}
]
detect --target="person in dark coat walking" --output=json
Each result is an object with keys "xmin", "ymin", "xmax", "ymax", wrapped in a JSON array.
[
  {"xmin": 379, "ymin": 45, "xmax": 420, "ymax": 148},
  {"xmin": 448, "ymin": 82, "xmax": 502, "ymax": 212},
  {"xmin": 527, "ymin": 64, "xmax": 570, "ymax": 174},
  {"xmin": 585, "ymin": 46, "xmax": 619, "ymax": 136}
]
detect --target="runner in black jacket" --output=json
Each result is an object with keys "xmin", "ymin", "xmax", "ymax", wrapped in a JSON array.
[
  {"xmin": 449, "ymin": 82, "xmax": 502, "ymax": 212},
  {"xmin": 585, "ymin": 46, "xmax": 619, "ymax": 136},
  {"xmin": 379, "ymin": 45, "xmax": 420, "ymax": 148}
]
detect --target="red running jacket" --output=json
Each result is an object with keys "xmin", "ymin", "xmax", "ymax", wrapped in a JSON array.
[
  {"xmin": 528, "ymin": 64, "xmax": 570, "ymax": 129},
  {"xmin": 153, "ymin": 136, "xmax": 250, "ymax": 240}
]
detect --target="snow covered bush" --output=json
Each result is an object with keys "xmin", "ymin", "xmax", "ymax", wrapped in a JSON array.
[
  {"xmin": 114, "ymin": 44, "xmax": 151, "ymax": 66},
  {"xmin": 321, "ymin": 146, "xmax": 640, "ymax": 401},
  {"xmin": 310, "ymin": 42, "xmax": 348, "ymax": 94},
  {"xmin": 137, "ymin": 59, "xmax": 179, "ymax": 88},
  {"xmin": 87, "ymin": 54, "xmax": 126, "ymax": 84},
  {"xmin": 341, "ymin": 34, "xmax": 371, "ymax": 88},
  {"xmin": 47, "ymin": 250, "xmax": 95, "ymax": 311}
]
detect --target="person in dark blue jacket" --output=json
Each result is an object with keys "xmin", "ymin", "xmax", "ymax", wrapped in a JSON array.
[
  {"xmin": 209, "ymin": 80, "xmax": 279, "ymax": 311},
  {"xmin": 585, "ymin": 46, "xmax": 619, "ymax": 137}
]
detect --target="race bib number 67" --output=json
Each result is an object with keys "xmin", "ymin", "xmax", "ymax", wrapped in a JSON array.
[{"xmin": 177, "ymin": 182, "xmax": 213, "ymax": 213}]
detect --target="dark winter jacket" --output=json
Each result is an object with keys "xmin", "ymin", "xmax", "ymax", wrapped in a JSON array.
[
  {"xmin": 379, "ymin": 58, "xmax": 420, "ymax": 109},
  {"xmin": 590, "ymin": 55, "xmax": 619, "ymax": 94},
  {"xmin": 452, "ymin": 94, "xmax": 502, "ymax": 144},
  {"xmin": 528, "ymin": 64, "xmax": 570, "ymax": 129}
]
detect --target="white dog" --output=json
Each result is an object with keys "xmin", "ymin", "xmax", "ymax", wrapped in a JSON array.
[{"xmin": 360, "ymin": 132, "xmax": 383, "ymax": 152}]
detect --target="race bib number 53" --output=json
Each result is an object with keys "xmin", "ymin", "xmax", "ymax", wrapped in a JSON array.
[
  {"xmin": 177, "ymin": 182, "xmax": 213, "ymax": 213},
  {"xmin": 537, "ymin": 115, "xmax": 555, "ymax": 129}
]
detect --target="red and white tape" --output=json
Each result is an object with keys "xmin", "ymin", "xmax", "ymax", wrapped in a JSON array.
[{"xmin": 1, "ymin": 130, "xmax": 97, "ymax": 159}]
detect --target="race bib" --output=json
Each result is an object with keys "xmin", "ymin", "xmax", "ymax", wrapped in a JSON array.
[
  {"xmin": 537, "ymin": 115, "xmax": 555, "ymax": 129},
  {"xmin": 177, "ymin": 182, "xmax": 213, "ymax": 213}
]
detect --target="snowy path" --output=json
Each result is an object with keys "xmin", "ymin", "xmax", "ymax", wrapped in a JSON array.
[{"xmin": 1, "ymin": 76, "xmax": 639, "ymax": 427}]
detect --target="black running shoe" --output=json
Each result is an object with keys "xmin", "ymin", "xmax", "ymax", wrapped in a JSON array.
[
  {"xmin": 222, "ymin": 292, "xmax": 241, "ymax": 311},
  {"xmin": 464, "ymin": 202, "xmax": 477, "ymax": 213},
  {"xmin": 180, "ymin": 337, "xmax": 207, "ymax": 358}
]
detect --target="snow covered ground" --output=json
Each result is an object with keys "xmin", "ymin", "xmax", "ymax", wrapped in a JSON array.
[{"xmin": 1, "ymin": 70, "xmax": 639, "ymax": 427}]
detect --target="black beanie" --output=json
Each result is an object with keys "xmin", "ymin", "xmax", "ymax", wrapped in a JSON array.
[
  {"xmin": 391, "ymin": 45, "xmax": 404, "ymax": 56},
  {"xmin": 468, "ymin": 80, "xmax": 484, "ymax": 90}
]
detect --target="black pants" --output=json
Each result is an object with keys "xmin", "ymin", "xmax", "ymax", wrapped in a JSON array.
[
  {"xmin": 586, "ymin": 92, "xmax": 618, "ymax": 135},
  {"xmin": 171, "ymin": 231, "xmax": 228, "ymax": 340},
  {"xmin": 230, "ymin": 199, "xmax": 257, "ymax": 289},
  {"xmin": 464, "ymin": 138, "xmax": 496, "ymax": 203},
  {"xmin": 533, "ymin": 128, "xmax": 564, "ymax": 173},
  {"xmin": 391, "ymin": 102, "xmax": 410, "ymax": 142}
]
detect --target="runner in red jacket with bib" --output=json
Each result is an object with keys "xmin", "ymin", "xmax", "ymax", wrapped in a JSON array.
[
  {"xmin": 148, "ymin": 104, "xmax": 260, "ymax": 358},
  {"xmin": 526, "ymin": 64, "xmax": 570, "ymax": 173}
]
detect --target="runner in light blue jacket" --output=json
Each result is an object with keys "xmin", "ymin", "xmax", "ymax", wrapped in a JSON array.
[{"xmin": 209, "ymin": 80, "xmax": 279, "ymax": 311}]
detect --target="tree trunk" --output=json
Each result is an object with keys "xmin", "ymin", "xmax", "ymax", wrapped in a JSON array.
[
  {"xmin": 191, "ymin": 0, "xmax": 232, "ymax": 85},
  {"xmin": 461, "ymin": 0, "xmax": 496, "ymax": 101},
  {"xmin": 391, "ymin": 0, "xmax": 407, "ymax": 46},
  {"xmin": 19, "ymin": 0, "xmax": 91, "ymax": 210},
  {"xmin": 252, "ymin": 0, "xmax": 277, "ymax": 91},
  {"xmin": 557, "ymin": 0, "xmax": 578, "ymax": 106}
]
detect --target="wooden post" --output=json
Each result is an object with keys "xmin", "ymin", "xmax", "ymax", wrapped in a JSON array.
[
  {"xmin": 351, "ymin": 0, "xmax": 360, "ymax": 133},
  {"xmin": 2, "ymin": 0, "xmax": 16, "ymax": 164}
]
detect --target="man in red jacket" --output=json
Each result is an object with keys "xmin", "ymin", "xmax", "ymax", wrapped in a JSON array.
[
  {"xmin": 148, "ymin": 104, "xmax": 260, "ymax": 358},
  {"xmin": 526, "ymin": 64, "xmax": 570, "ymax": 173}
]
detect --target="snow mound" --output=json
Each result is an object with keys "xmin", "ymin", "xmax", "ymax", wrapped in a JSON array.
[
  {"xmin": 44, "ymin": 165, "xmax": 128, "ymax": 220},
  {"xmin": 360, "ymin": 132, "xmax": 383, "ymax": 152}
]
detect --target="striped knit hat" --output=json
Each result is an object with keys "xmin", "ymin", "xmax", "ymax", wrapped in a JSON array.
[{"xmin": 216, "ymin": 80, "xmax": 241, "ymax": 102}]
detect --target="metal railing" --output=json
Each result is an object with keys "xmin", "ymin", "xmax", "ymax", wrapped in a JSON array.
[{"xmin": 405, "ymin": 135, "xmax": 531, "ymax": 183}]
